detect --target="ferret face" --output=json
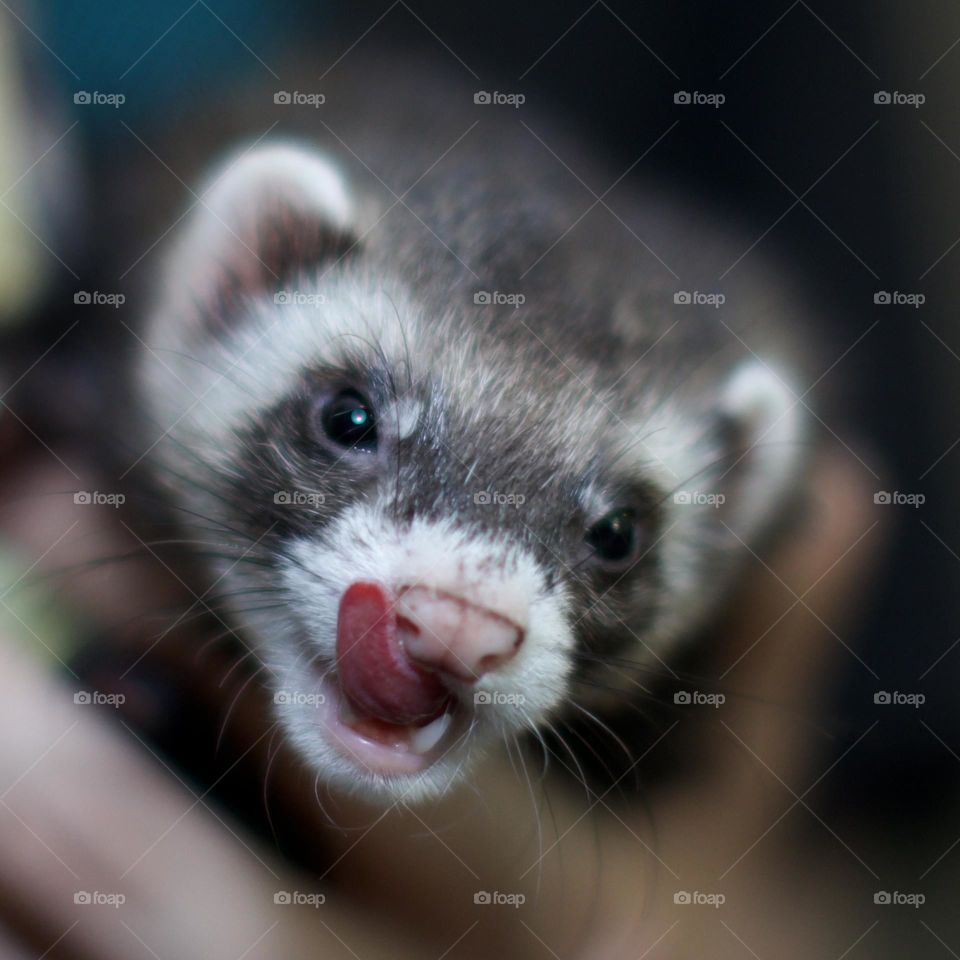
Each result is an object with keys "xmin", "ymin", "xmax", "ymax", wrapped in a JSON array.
[{"xmin": 141, "ymin": 145, "xmax": 803, "ymax": 803}]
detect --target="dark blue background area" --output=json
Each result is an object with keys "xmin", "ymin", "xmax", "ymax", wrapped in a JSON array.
[{"xmin": 37, "ymin": 0, "xmax": 328, "ymax": 129}]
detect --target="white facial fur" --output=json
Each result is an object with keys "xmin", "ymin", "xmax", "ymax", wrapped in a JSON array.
[{"xmin": 251, "ymin": 510, "xmax": 575, "ymax": 802}]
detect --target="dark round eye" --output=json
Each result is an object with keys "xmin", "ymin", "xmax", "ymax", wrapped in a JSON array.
[
  {"xmin": 586, "ymin": 509, "xmax": 638, "ymax": 565},
  {"xmin": 321, "ymin": 389, "xmax": 377, "ymax": 451}
]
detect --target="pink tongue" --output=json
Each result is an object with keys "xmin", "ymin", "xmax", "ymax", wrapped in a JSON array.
[{"xmin": 336, "ymin": 581, "xmax": 449, "ymax": 725}]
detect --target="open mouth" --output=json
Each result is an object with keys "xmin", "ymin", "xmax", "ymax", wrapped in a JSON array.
[
  {"xmin": 304, "ymin": 579, "xmax": 474, "ymax": 776},
  {"xmin": 291, "ymin": 580, "xmax": 506, "ymax": 778},
  {"xmin": 314, "ymin": 673, "xmax": 463, "ymax": 775}
]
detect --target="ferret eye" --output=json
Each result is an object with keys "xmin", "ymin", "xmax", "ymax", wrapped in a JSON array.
[
  {"xmin": 586, "ymin": 509, "xmax": 638, "ymax": 566},
  {"xmin": 321, "ymin": 389, "xmax": 377, "ymax": 451}
]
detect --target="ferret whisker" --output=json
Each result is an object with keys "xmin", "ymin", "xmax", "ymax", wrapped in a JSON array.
[
  {"xmin": 541, "ymin": 717, "xmax": 593, "ymax": 806},
  {"xmin": 261, "ymin": 724, "xmax": 287, "ymax": 846},
  {"xmin": 215, "ymin": 665, "xmax": 265, "ymax": 755},
  {"xmin": 218, "ymin": 645, "xmax": 264, "ymax": 688},
  {"xmin": 567, "ymin": 701, "xmax": 637, "ymax": 776},
  {"xmin": 511, "ymin": 730, "xmax": 546, "ymax": 895}
]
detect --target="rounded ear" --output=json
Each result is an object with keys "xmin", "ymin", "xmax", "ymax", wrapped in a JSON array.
[
  {"xmin": 718, "ymin": 359, "xmax": 806, "ymax": 540},
  {"xmin": 162, "ymin": 143, "xmax": 360, "ymax": 329}
]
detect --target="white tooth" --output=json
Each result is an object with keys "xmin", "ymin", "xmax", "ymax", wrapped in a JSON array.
[
  {"xmin": 410, "ymin": 712, "xmax": 452, "ymax": 754},
  {"xmin": 337, "ymin": 690, "xmax": 360, "ymax": 725}
]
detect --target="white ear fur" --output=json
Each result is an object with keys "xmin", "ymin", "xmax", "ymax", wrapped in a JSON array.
[
  {"xmin": 720, "ymin": 359, "xmax": 805, "ymax": 538},
  {"xmin": 164, "ymin": 143, "xmax": 356, "ymax": 316},
  {"xmin": 200, "ymin": 143, "xmax": 355, "ymax": 234}
]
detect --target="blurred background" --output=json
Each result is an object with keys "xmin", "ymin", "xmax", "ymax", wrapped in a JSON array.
[{"xmin": 0, "ymin": 1, "xmax": 957, "ymax": 957}]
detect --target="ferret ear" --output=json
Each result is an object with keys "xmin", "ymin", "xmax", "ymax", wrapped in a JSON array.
[
  {"xmin": 717, "ymin": 359, "xmax": 805, "ymax": 539},
  {"xmin": 164, "ymin": 143, "xmax": 359, "ymax": 323}
]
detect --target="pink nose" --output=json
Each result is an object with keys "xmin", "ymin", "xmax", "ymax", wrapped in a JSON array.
[{"xmin": 395, "ymin": 585, "xmax": 525, "ymax": 681}]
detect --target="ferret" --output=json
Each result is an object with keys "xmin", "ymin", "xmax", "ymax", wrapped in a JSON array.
[{"xmin": 131, "ymin": 62, "xmax": 814, "ymax": 805}]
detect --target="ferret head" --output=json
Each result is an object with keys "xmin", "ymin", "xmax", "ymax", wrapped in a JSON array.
[{"xmin": 140, "ymin": 143, "xmax": 803, "ymax": 803}]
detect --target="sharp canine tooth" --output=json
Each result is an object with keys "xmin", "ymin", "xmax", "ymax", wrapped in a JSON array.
[{"xmin": 410, "ymin": 712, "xmax": 451, "ymax": 754}]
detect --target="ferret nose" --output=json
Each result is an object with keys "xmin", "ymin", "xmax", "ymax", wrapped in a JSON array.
[{"xmin": 395, "ymin": 585, "xmax": 525, "ymax": 681}]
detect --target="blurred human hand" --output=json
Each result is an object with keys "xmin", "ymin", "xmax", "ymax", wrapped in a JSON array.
[{"xmin": 0, "ymin": 436, "xmax": 882, "ymax": 959}]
